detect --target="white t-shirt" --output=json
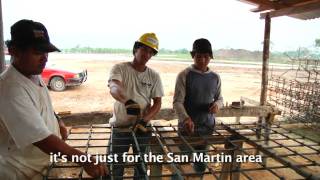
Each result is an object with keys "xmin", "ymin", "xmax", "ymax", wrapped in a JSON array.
[
  {"xmin": 108, "ymin": 62, "xmax": 164, "ymax": 127},
  {"xmin": 0, "ymin": 65, "xmax": 61, "ymax": 179}
]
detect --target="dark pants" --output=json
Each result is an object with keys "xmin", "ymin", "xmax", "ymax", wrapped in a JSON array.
[{"xmin": 108, "ymin": 128, "xmax": 151, "ymax": 180}]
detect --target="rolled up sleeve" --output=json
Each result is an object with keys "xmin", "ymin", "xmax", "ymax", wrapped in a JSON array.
[{"xmin": 108, "ymin": 64, "xmax": 122, "ymax": 83}]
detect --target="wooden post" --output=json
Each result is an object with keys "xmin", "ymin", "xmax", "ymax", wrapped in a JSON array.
[
  {"xmin": 258, "ymin": 13, "xmax": 271, "ymax": 137},
  {"xmin": 0, "ymin": 0, "xmax": 5, "ymax": 74},
  {"xmin": 257, "ymin": 13, "xmax": 271, "ymax": 162},
  {"xmin": 260, "ymin": 13, "xmax": 271, "ymax": 106}
]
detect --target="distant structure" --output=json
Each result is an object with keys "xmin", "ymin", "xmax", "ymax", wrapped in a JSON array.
[{"xmin": 268, "ymin": 56, "xmax": 320, "ymax": 127}]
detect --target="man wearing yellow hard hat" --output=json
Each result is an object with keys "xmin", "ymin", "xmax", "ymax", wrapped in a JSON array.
[{"xmin": 108, "ymin": 33, "xmax": 164, "ymax": 179}]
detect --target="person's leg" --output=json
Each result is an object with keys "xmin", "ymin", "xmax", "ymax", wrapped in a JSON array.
[
  {"xmin": 192, "ymin": 125, "xmax": 212, "ymax": 179},
  {"xmin": 193, "ymin": 145, "xmax": 208, "ymax": 173},
  {"xmin": 132, "ymin": 131, "xmax": 151, "ymax": 180},
  {"xmin": 108, "ymin": 129, "xmax": 131, "ymax": 180}
]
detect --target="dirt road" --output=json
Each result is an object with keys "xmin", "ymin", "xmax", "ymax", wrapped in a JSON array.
[{"xmin": 48, "ymin": 55, "xmax": 262, "ymax": 114}]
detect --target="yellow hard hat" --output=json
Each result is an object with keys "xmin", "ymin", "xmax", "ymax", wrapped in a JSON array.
[{"xmin": 137, "ymin": 33, "xmax": 159, "ymax": 52}]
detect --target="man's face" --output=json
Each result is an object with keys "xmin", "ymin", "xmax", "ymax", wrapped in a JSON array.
[
  {"xmin": 193, "ymin": 53, "xmax": 212, "ymax": 71},
  {"xmin": 134, "ymin": 45, "xmax": 154, "ymax": 65},
  {"xmin": 14, "ymin": 48, "xmax": 48, "ymax": 75}
]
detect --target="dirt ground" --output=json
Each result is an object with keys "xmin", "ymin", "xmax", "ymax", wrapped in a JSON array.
[{"xmin": 48, "ymin": 55, "xmax": 262, "ymax": 114}]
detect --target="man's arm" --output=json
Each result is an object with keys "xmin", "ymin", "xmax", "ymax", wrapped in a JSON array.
[
  {"xmin": 54, "ymin": 112, "xmax": 68, "ymax": 141},
  {"xmin": 209, "ymin": 74, "xmax": 224, "ymax": 113},
  {"xmin": 173, "ymin": 70, "xmax": 190, "ymax": 122},
  {"xmin": 142, "ymin": 97, "xmax": 161, "ymax": 122},
  {"xmin": 108, "ymin": 79, "xmax": 141, "ymax": 117},
  {"xmin": 57, "ymin": 119, "xmax": 68, "ymax": 141},
  {"xmin": 173, "ymin": 70, "xmax": 194, "ymax": 134},
  {"xmin": 108, "ymin": 79, "xmax": 127, "ymax": 103},
  {"xmin": 33, "ymin": 135, "xmax": 108, "ymax": 177}
]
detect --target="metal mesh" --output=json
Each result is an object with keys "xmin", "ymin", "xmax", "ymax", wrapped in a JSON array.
[
  {"xmin": 268, "ymin": 58, "xmax": 320, "ymax": 127},
  {"xmin": 44, "ymin": 122, "xmax": 320, "ymax": 180}
]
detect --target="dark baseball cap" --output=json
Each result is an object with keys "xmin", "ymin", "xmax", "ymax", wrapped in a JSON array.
[
  {"xmin": 191, "ymin": 38, "xmax": 213, "ymax": 57},
  {"xmin": 7, "ymin": 19, "xmax": 60, "ymax": 52}
]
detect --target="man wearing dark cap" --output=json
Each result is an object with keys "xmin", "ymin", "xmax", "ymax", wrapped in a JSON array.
[
  {"xmin": 173, "ymin": 38, "xmax": 223, "ymax": 177},
  {"xmin": 0, "ymin": 19, "xmax": 108, "ymax": 179}
]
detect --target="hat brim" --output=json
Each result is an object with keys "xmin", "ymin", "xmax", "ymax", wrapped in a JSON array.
[
  {"xmin": 190, "ymin": 51, "xmax": 214, "ymax": 58},
  {"xmin": 190, "ymin": 50, "xmax": 213, "ymax": 54},
  {"xmin": 35, "ymin": 43, "xmax": 60, "ymax": 53},
  {"xmin": 137, "ymin": 41, "xmax": 158, "ymax": 53}
]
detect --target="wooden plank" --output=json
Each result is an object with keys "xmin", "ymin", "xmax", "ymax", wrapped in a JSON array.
[
  {"xmin": 60, "ymin": 111, "xmax": 112, "ymax": 126},
  {"xmin": 241, "ymin": 96, "xmax": 260, "ymax": 106},
  {"xmin": 239, "ymin": 0, "xmax": 286, "ymax": 9},
  {"xmin": 59, "ymin": 106, "xmax": 281, "ymax": 126},
  {"xmin": 216, "ymin": 106, "xmax": 280, "ymax": 117},
  {"xmin": 155, "ymin": 106, "xmax": 280, "ymax": 120},
  {"xmin": 260, "ymin": 0, "xmax": 320, "ymax": 19}
]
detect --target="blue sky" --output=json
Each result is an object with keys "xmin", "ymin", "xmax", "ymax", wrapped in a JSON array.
[{"xmin": 3, "ymin": 0, "xmax": 320, "ymax": 51}]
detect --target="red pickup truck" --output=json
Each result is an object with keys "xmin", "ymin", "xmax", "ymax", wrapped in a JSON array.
[{"xmin": 4, "ymin": 55, "xmax": 87, "ymax": 91}]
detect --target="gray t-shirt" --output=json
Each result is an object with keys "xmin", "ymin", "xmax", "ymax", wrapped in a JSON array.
[{"xmin": 108, "ymin": 62, "xmax": 164, "ymax": 127}]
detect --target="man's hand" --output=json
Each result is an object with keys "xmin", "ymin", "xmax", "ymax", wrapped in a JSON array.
[
  {"xmin": 209, "ymin": 102, "xmax": 219, "ymax": 114},
  {"xmin": 83, "ymin": 158, "xmax": 108, "ymax": 178},
  {"xmin": 55, "ymin": 112, "xmax": 68, "ymax": 141},
  {"xmin": 125, "ymin": 99, "xmax": 141, "ymax": 117},
  {"xmin": 59, "ymin": 123, "xmax": 68, "ymax": 141},
  {"xmin": 132, "ymin": 119, "xmax": 149, "ymax": 134},
  {"xmin": 183, "ymin": 117, "xmax": 194, "ymax": 135}
]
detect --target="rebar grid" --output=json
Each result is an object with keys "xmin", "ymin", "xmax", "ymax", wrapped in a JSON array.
[
  {"xmin": 268, "ymin": 58, "xmax": 320, "ymax": 127},
  {"xmin": 44, "ymin": 122, "xmax": 320, "ymax": 180}
]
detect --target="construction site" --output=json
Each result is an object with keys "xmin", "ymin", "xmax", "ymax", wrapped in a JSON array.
[
  {"xmin": 43, "ymin": 1, "xmax": 320, "ymax": 179},
  {"xmin": 0, "ymin": 0, "xmax": 320, "ymax": 180},
  {"xmin": 42, "ymin": 58, "xmax": 320, "ymax": 180}
]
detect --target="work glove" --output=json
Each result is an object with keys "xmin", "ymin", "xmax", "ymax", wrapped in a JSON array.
[
  {"xmin": 125, "ymin": 99, "xmax": 141, "ymax": 116},
  {"xmin": 132, "ymin": 119, "xmax": 149, "ymax": 135}
]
